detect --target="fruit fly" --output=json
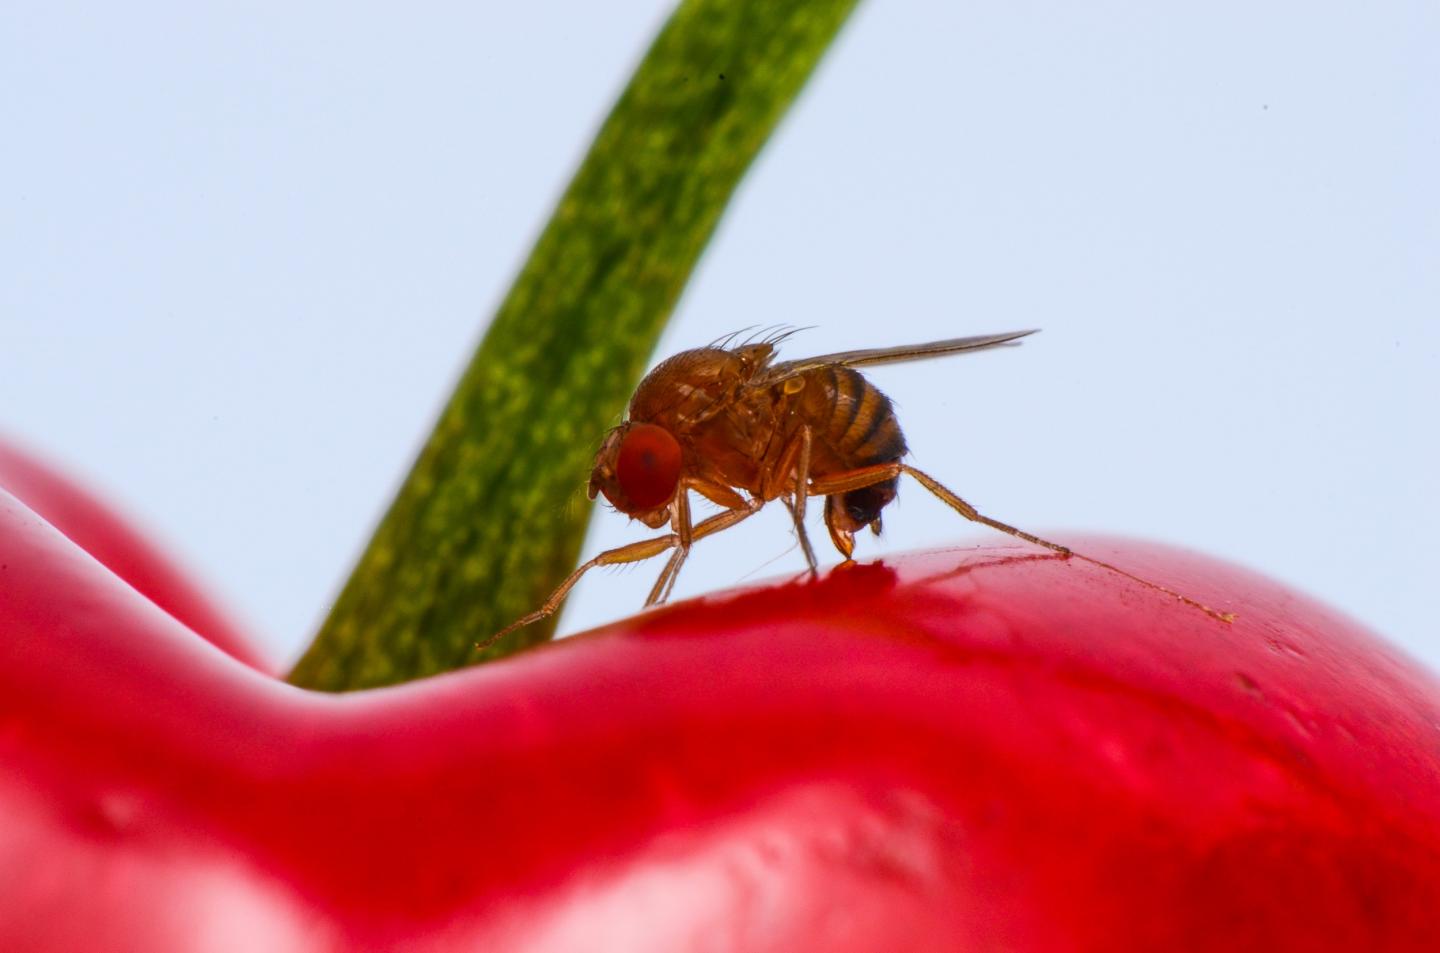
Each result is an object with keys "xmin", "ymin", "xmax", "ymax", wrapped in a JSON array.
[{"xmin": 482, "ymin": 328, "xmax": 1231, "ymax": 649}]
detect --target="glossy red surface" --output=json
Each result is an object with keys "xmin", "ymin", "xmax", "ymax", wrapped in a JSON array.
[
  {"xmin": 0, "ymin": 440, "xmax": 266, "ymax": 671},
  {"xmin": 2, "ymin": 483, "xmax": 1438, "ymax": 951}
]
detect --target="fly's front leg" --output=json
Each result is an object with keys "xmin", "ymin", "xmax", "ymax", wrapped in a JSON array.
[
  {"xmin": 649, "ymin": 493, "xmax": 765, "ymax": 606},
  {"xmin": 479, "ymin": 532, "xmax": 684, "ymax": 652},
  {"xmin": 647, "ymin": 490, "xmax": 694, "ymax": 607}
]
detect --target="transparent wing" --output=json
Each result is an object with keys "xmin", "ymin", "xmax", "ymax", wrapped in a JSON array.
[{"xmin": 760, "ymin": 329, "xmax": 1038, "ymax": 383}]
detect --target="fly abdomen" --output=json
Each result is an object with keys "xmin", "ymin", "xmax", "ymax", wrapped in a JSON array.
[
  {"xmin": 823, "ymin": 365, "xmax": 907, "ymax": 470},
  {"xmin": 820, "ymin": 366, "xmax": 907, "ymax": 528}
]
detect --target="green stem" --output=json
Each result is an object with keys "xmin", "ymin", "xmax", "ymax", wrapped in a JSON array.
[{"xmin": 289, "ymin": 0, "xmax": 860, "ymax": 691}]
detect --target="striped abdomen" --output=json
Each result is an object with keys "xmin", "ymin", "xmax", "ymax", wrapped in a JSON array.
[{"xmin": 811, "ymin": 365, "xmax": 908, "ymax": 528}]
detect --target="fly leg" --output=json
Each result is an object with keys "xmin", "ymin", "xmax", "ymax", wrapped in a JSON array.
[
  {"xmin": 649, "ymin": 492, "xmax": 763, "ymax": 606},
  {"xmin": 647, "ymin": 490, "xmax": 694, "ymax": 608},
  {"xmin": 811, "ymin": 463, "xmax": 1075, "ymax": 555},
  {"xmin": 808, "ymin": 462, "xmax": 1233, "ymax": 623},
  {"xmin": 652, "ymin": 477, "xmax": 764, "ymax": 606},
  {"xmin": 479, "ymin": 496, "xmax": 765, "ymax": 652},
  {"xmin": 762, "ymin": 427, "xmax": 820, "ymax": 574},
  {"xmin": 783, "ymin": 499, "xmax": 820, "ymax": 574},
  {"xmin": 479, "ymin": 535, "xmax": 686, "ymax": 653},
  {"xmin": 783, "ymin": 426, "xmax": 820, "ymax": 574}
]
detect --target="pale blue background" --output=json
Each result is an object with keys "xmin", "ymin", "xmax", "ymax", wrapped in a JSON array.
[{"xmin": 3, "ymin": 2, "xmax": 1436, "ymax": 668}]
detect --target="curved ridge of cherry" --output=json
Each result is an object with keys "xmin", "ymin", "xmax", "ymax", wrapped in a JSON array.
[
  {"xmin": 0, "ymin": 439, "xmax": 267, "ymax": 671},
  {"xmin": 1, "ymin": 477, "xmax": 1438, "ymax": 950}
]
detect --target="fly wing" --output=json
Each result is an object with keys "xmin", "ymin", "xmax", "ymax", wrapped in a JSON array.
[{"xmin": 759, "ymin": 329, "xmax": 1038, "ymax": 383}]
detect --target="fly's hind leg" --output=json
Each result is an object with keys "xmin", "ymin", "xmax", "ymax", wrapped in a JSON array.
[{"xmin": 807, "ymin": 462, "xmax": 1234, "ymax": 623}]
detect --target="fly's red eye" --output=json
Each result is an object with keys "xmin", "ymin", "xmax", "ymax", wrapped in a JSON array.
[{"xmin": 615, "ymin": 423, "xmax": 682, "ymax": 510}]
